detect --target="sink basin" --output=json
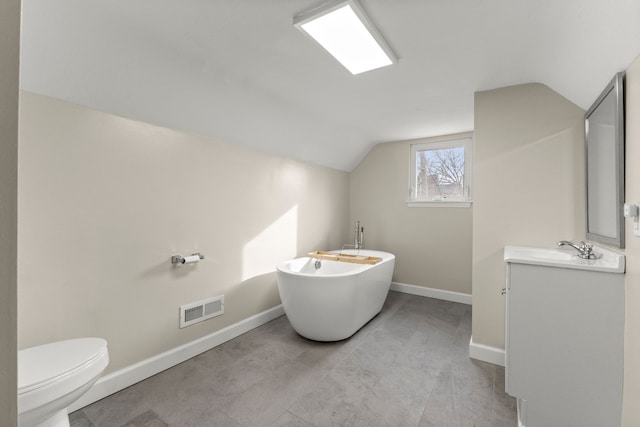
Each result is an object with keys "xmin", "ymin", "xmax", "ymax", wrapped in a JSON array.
[{"xmin": 504, "ymin": 245, "xmax": 625, "ymax": 273}]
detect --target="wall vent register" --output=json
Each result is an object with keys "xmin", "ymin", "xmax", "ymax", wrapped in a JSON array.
[{"xmin": 179, "ymin": 295, "xmax": 224, "ymax": 328}]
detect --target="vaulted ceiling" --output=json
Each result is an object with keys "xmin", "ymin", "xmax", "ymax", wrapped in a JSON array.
[{"xmin": 20, "ymin": 0, "xmax": 640, "ymax": 171}]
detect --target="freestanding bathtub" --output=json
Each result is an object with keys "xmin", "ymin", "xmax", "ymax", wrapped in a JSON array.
[{"xmin": 276, "ymin": 249, "xmax": 395, "ymax": 341}]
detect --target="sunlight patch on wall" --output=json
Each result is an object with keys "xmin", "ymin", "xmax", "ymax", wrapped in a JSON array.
[{"xmin": 242, "ymin": 205, "xmax": 298, "ymax": 281}]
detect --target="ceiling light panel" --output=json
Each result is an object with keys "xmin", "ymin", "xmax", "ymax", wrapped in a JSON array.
[{"xmin": 294, "ymin": 0, "xmax": 397, "ymax": 75}]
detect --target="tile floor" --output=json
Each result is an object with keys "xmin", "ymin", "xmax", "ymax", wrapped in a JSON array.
[{"xmin": 70, "ymin": 292, "xmax": 517, "ymax": 427}]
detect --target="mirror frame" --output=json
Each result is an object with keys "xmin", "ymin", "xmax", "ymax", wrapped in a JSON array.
[{"xmin": 585, "ymin": 72, "xmax": 625, "ymax": 248}]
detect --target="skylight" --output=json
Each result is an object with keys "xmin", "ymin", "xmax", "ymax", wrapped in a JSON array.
[{"xmin": 294, "ymin": 0, "xmax": 397, "ymax": 75}]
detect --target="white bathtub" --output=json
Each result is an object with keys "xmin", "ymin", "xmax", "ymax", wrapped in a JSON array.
[{"xmin": 276, "ymin": 249, "xmax": 395, "ymax": 341}]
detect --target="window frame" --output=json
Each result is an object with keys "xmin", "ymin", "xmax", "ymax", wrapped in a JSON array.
[{"xmin": 407, "ymin": 134, "xmax": 473, "ymax": 207}]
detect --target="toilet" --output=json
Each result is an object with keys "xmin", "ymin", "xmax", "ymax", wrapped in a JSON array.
[{"xmin": 18, "ymin": 338, "xmax": 109, "ymax": 427}]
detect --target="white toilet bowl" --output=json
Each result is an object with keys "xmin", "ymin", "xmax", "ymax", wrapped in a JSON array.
[{"xmin": 18, "ymin": 338, "xmax": 109, "ymax": 427}]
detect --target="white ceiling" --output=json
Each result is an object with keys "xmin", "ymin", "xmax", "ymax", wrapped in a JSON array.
[{"xmin": 19, "ymin": 0, "xmax": 640, "ymax": 171}]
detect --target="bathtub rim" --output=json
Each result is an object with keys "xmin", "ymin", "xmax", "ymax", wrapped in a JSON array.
[{"xmin": 276, "ymin": 249, "xmax": 395, "ymax": 278}]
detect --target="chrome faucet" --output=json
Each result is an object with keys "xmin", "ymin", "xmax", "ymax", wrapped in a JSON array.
[
  {"xmin": 354, "ymin": 220, "xmax": 364, "ymax": 249},
  {"xmin": 342, "ymin": 221, "xmax": 364, "ymax": 251},
  {"xmin": 556, "ymin": 240, "xmax": 595, "ymax": 259}
]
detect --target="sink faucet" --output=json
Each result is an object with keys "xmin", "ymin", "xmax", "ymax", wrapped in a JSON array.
[{"xmin": 556, "ymin": 240, "xmax": 595, "ymax": 259}]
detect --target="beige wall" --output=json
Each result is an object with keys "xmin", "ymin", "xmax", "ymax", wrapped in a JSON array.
[
  {"xmin": 623, "ymin": 54, "xmax": 640, "ymax": 426},
  {"xmin": 1, "ymin": 0, "xmax": 20, "ymax": 423},
  {"xmin": 350, "ymin": 135, "xmax": 472, "ymax": 294},
  {"xmin": 18, "ymin": 92, "xmax": 350, "ymax": 373},
  {"xmin": 472, "ymin": 83, "xmax": 585, "ymax": 349}
]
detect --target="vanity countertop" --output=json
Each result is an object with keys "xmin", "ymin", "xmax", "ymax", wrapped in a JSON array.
[{"xmin": 504, "ymin": 245, "xmax": 625, "ymax": 273}]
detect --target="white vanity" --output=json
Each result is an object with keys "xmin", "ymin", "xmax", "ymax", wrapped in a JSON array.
[{"xmin": 504, "ymin": 245, "xmax": 625, "ymax": 427}]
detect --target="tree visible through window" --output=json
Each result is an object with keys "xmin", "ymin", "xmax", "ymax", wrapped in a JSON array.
[
  {"xmin": 416, "ymin": 147, "xmax": 465, "ymax": 198},
  {"xmin": 409, "ymin": 136, "xmax": 472, "ymax": 204}
]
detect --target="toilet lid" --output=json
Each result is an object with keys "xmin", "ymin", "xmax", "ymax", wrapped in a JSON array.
[{"xmin": 18, "ymin": 338, "xmax": 108, "ymax": 394}]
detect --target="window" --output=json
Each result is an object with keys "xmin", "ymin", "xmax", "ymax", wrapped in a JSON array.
[{"xmin": 408, "ymin": 135, "xmax": 473, "ymax": 207}]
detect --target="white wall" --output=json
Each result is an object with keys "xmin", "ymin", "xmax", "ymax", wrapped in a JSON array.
[
  {"xmin": 472, "ymin": 83, "xmax": 585, "ymax": 349},
  {"xmin": 1, "ymin": 0, "xmax": 20, "ymax": 423},
  {"xmin": 623, "ymin": 54, "xmax": 640, "ymax": 426},
  {"xmin": 18, "ymin": 92, "xmax": 350, "ymax": 374},
  {"xmin": 350, "ymin": 135, "xmax": 472, "ymax": 294}
]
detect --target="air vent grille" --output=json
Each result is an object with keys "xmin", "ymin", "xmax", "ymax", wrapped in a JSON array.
[
  {"xmin": 179, "ymin": 295, "xmax": 224, "ymax": 328},
  {"xmin": 184, "ymin": 306, "xmax": 203, "ymax": 323},
  {"xmin": 204, "ymin": 299, "xmax": 223, "ymax": 316}
]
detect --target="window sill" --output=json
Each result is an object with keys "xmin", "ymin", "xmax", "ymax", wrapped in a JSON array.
[{"xmin": 406, "ymin": 200, "xmax": 472, "ymax": 208}]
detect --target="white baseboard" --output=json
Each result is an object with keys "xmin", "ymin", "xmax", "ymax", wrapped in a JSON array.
[
  {"xmin": 468, "ymin": 336, "xmax": 505, "ymax": 367},
  {"xmin": 390, "ymin": 282, "xmax": 472, "ymax": 305},
  {"xmin": 70, "ymin": 304, "xmax": 285, "ymax": 412}
]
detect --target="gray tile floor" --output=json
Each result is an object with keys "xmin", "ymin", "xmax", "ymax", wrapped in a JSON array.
[{"xmin": 70, "ymin": 292, "xmax": 517, "ymax": 427}]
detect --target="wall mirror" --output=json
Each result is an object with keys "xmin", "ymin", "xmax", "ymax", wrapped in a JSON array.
[{"xmin": 585, "ymin": 72, "xmax": 625, "ymax": 248}]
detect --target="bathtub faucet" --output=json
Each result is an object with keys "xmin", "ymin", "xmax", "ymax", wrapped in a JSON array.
[
  {"xmin": 342, "ymin": 221, "xmax": 364, "ymax": 251},
  {"xmin": 556, "ymin": 240, "xmax": 595, "ymax": 259},
  {"xmin": 354, "ymin": 220, "xmax": 364, "ymax": 249}
]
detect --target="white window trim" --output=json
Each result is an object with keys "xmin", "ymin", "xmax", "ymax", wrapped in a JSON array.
[
  {"xmin": 407, "ymin": 134, "xmax": 473, "ymax": 207},
  {"xmin": 406, "ymin": 201, "xmax": 472, "ymax": 208}
]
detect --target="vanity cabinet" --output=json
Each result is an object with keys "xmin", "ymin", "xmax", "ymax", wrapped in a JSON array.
[{"xmin": 504, "ymin": 245, "xmax": 624, "ymax": 427}]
